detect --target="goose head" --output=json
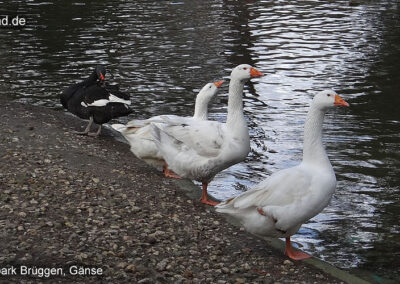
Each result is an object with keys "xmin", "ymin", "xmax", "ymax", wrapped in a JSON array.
[
  {"xmin": 312, "ymin": 90, "xmax": 350, "ymax": 111},
  {"xmin": 193, "ymin": 80, "xmax": 224, "ymax": 120},
  {"xmin": 95, "ymin": 65, "xmax": 106, "ymax": 82},
  {"xmin": 231, "ymin": 64, "xmax": 264, "ymax": 83},
  {"xmin": 197, "ymin": 80, "xmax": 224, "ymax": 103}
]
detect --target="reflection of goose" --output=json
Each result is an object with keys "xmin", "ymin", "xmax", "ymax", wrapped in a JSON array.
[
  {"xmin": 60, "ymin": 65, "xmax": 132, "ymax": 137},
  {"xmin": 216, "ymin": 90, "xmax": 349, "ymax": 260},
  {"xmin": 112, "ymin": 80, "xmax": 224, "ymax": 177},
  {"xmin": 151, "ymin": 65, "xmax": 264, "ymax": 205}
]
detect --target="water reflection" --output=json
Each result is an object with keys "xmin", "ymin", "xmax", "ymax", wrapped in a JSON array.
[{"xmin": 0, "ymin": 0, "xmax": 399, "ymax": 282}]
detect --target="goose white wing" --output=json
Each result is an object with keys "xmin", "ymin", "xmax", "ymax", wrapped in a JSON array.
[
  {"xmin": 125, "ymin": 115, "xmax": 194, "ymax": 131},
  {"xmin": 216, "ymin": 165, "xmax": 325, "ymax": 232},
  {"xmin": 217, "ymin": 166, "xmax": 310, "ymax": 210},
  {"xmin": 232, "ymin": 166, "xmax": 313, "ymax": 209},
  {"xmin": 158, "ymin": 119, "xmax": 225, "ymax": 157}
]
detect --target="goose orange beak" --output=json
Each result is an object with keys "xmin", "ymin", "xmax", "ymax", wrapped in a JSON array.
[
  {"xmin": 99, "ymin": 73, "xmax": 105, "ymax": 81},
  {"xmin": 250, "ymin": 67, "xmax": 264, "ymax": 78},
  {"xmin": 213, "ymin": 80, "xmax": 224, "ymax": 88},
  {"xmin": 334, "ymin": 95, "xmax": 349, "ymax": 107}
]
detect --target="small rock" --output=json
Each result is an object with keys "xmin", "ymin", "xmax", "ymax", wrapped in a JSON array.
[
  {"xmin": 131, "ymin": 206, "xmax": 141, "ymax": 212},
  {"xmin": 148, "ymin": 235, "xmax": 156, "ymax": 244},
  {"xmin": 78, "ymin": 253, "xmax": 88, "ymax": 260},
  {"xmin": 283, "ymin": 260, "xmax": 293, "ymax": 266},
  {"xmin": 184, "ymin": 270, "xmax": 193, "ymax": 279},
  {"xmin": 125, "ymin": 264, "xmax": 135, "ymax": 272},
  {"xmin": 241, "ymin": 247, "xmax": 251, "ymax": 254},
  {"xmin": 241, "ymin": 263, "xmax": 250, "ymax": 271},
  {"xmin": 235, "ymin": 278, "xmax": 245, "ymax": 284},
  {"xmin": 156, "ymin": 259, "xmax": 168, "ymax": 271}
]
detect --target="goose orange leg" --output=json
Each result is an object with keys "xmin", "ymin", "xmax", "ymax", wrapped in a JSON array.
[
  {"xmin": 200, "ymin": 182, "xmax": 219, "ymax": 206},
  {"xmin": 256, "ymin": 209, "xmax": 310, "ymax": 260},
  {"xmin": 162, "ymin": 164, "xmax": 181, "ymax": 179},
  {"xmin": 284, "ymin": 237, "xmax": 311, "ymax": 260}
]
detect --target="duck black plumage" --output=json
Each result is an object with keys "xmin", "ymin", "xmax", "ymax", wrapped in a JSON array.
[{"xmin": 60, "ymin": 65, "xmax": 132, "ymax": 136}]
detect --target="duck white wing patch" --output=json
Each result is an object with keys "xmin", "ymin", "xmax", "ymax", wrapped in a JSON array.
[
  {"xmin": 87, "ymin": 99, "xmax": 109, "ymax": 107},
  {"xmin": 109, "ymin": 94, "xmax": 131, "ymax": 105}
]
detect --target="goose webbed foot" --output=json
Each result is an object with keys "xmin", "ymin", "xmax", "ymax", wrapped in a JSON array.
[
  {"xmin": 284, "ymin": 237, "xmax": 311, "ymax": 260},
  {"xmin": 201, "ymin": 198, "xmax": 220, "ymax": 206},
  {"xmin": 200, "ymin": 182, "xmax": 220, "ymax": 206},
  {"xmin": 163, "ymin": 165, "xmax": 181, "ymax": 179}
]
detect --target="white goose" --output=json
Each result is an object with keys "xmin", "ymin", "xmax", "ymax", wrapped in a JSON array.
[
  {"xmin": 216, "ymin": 90, "xmax": 349, "ymax": 260},
  {"xmin": 151, "ymin": 64, "xmax": 264, "ymax": 205},
  {"xmin": 111, "ymin": 80, "xmax": 224, "ymax": 177}
]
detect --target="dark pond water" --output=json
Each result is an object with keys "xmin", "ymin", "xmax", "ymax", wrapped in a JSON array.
[{"xmin": 1, "ymin": 0, "xmax": 399, "ymax": 282}]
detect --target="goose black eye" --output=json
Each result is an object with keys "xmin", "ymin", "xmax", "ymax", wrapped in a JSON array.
[
  {"xmin": 327, "ymin": 94, "xmax": 331, "ymax": 97},
  {"xmin": 243, "ymin": 67, "xmax": 248, "ymax": 70}
]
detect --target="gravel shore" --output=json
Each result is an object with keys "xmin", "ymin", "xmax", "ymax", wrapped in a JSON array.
[{"xmin": 0, "ymin": 100, "xmax": 344, "ymax": 283}]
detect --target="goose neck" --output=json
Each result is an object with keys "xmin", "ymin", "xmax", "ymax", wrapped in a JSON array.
[
  {"xmin": 193, "ymin": 96, "xmax": 208, "ymax": 120},
  {"xmin": 302, "ymin": 105, "xmax": 331, "ymax": 167},
  {"xmin": 226, "ymin": 79, "xmax": 246, "ymax": 128}
]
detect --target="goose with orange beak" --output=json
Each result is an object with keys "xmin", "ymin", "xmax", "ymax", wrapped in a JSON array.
[
  {"xmin": 111, "ymin": 80, "xmax": 224, "ymax": 176},
  {"xmin": 216, "ymin": 90, "xmax": 349, "ymax": 260},
  {"xmin": 151, "ymin": 64, "xmax": 264, "ymax": 205}
]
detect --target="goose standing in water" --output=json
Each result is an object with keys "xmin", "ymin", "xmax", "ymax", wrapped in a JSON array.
[
  {"xmin": 112, "ymin": 80, "xmax": 224, "ymax": 178},
  {"xmin": 151, "ymin": 64, "xmax": 264, "ymax": 205},
  {"xmin": 60, "ymin": 65, "xmax": 132, "ymax": 137},
  {"xmin": 216, "ymin": 90, "xmax": 349, "ymax": 260}
]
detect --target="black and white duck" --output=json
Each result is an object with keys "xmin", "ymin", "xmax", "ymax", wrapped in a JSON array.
[{"xmin": 60, "ymin": 65, "xmax": 132, "ymax": 137}]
